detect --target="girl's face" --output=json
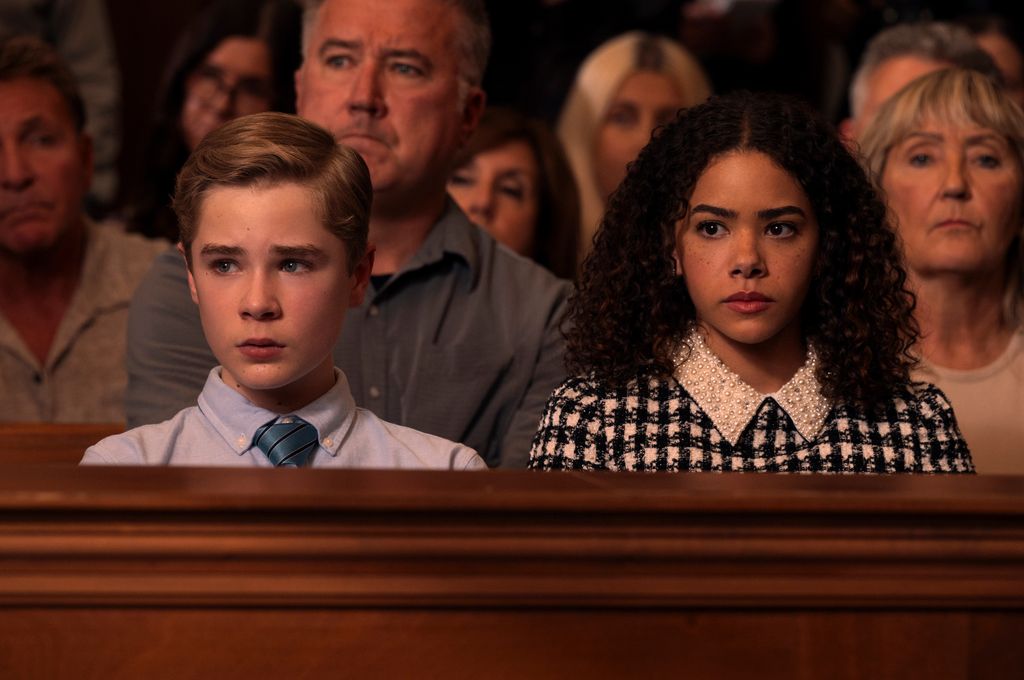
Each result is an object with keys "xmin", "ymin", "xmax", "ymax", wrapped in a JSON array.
[
  {"xmin": 448, "ymin": 139, "xmax": 541, "ymax": 256},
  {"xmin": 881, "ymin": 117, "xmax": 1022, "ymax": 281},
  {"xmin": 180, "ymin": 36, "xmax": 274, "ymax": 151},
  {"xmin": 594, "ymin": 70, "xmax": 683, "ymax": 200},
  {"xmin": 675, "ymin": 151, "xmax": 819, "ymax": 356}
]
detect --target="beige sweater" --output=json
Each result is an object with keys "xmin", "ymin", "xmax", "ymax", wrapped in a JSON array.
[
  {"xmin": 915, "ymin": 331, "xmax": 1024, "ymax": 474},
  {"xmin": 0, "ymin": 221, "xmax": 166, "ymax": 422}
]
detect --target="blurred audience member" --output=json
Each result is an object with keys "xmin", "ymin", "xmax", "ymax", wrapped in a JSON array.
[
  {"xmin": 840, "ymin": 21, "xmax": 1000, "ymax": 144},
  {"xmin": 558, "ymin": 31, "xmax": 710, "ymax": 256},
  {"xmin": 0, "ymin": 37, "xmax": 164, "ymax": 422},
  {"xmin": 124, "ymin": 0, "xmax": 301, "ymax": 241},
  {"xmin": 678, "ymin": 0, "xmax": 858, "ymax": 119},
  {"xmin": 960, "ymin": 14, "xmax": 1024, "ymax": 108},
  {"xmin": 861, "ymin": 68, "xmax": 1024, "ymax": 474},
  {"xmin": 482, "ymin": 0, "xmax": 650, "ymax": 123},
  {"xmin": 0, "ymin": 0, "xmax": 121, "ymax": 212},
  {"xmin": 448, "ymin": 107, "xmax": 580, "ymax": 279}
]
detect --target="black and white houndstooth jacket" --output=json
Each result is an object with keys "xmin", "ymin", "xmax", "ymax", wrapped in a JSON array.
[{"xmin": 528, "ymin": 375, "xmax": 975, "ymax": 473}]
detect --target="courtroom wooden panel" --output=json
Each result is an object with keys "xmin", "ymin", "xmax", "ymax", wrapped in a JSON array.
[
  {"xmin": 0, "ymin": 423, "xmax": 122, "ymax": 464},
  {"xmin": 0, "ymin": 467, "xmax": 1021, "ymax": 677},
  {"xmin": 4, "ymin": 609, "xmax": 1022, "ymax": 679}
]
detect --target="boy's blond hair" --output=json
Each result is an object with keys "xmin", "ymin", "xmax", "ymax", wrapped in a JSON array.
[{"xmin": 174, "ymin": 112, "xmax": 371, "ymax": 271}]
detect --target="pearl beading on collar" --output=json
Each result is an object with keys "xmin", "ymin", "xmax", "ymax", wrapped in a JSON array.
[{"xmin": 672, "ymin": 331, "xmax": 831, "ymax": 445}]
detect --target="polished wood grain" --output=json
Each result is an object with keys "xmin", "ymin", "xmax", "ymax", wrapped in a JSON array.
[
  {"xmin": 0, "ymin": 422, "xmax": 123, "ymax": 464},
  {"xmin": 0, "ymin": 468, "xmax": 1021, "ymax": 677}
]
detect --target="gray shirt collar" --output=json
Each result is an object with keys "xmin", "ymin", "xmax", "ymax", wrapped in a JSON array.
[{"xmin": 381, "ymin": 199, "xmax": 481, "ymax": 287}]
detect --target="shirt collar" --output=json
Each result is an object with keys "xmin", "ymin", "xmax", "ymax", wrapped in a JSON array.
[
  {"xmin": 197, "ymin": 367, "xmax": 358, "ymax": 457},
  {"xmin": 392, "ymin": 198, "xmax": 481, "ymax": 280},
  {"xmin": 673, "ymin": 330, "xmax": 831, "ymax": 445}
]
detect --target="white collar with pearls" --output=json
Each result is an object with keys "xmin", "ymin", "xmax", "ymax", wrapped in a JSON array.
[{"xmin": 672, "ymin": 330, "xmax": 831, "ymax": 446}]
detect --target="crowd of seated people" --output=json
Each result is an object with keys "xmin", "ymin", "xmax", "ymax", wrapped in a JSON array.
[{"xmin": 2, "ymin": 0, "xmax": 1023, "ymax": 474}]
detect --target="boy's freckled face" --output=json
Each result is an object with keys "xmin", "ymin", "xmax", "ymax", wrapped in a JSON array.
[{"xmin": 184, "ymin": 182, "xmax": 369, "ymax": 411}]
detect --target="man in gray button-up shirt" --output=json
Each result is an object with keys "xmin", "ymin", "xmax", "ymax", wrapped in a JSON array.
[{"xmin": 124, "ymin": 0, "xmax": 570, "ymax": 468}]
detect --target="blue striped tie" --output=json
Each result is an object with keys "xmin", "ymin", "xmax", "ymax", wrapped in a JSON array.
[{"xmin": 252, "ymin": 417, "xmax": 319, "ymax": 467}]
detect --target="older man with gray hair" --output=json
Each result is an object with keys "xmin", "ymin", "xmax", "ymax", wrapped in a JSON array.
[{"xmin": 840, "ymin": 21, "xmax": 1001, "ymax": 144}]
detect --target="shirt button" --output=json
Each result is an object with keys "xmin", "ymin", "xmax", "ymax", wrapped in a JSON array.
[
  {"xmin": 368, "ymin": 386, "xmax": 381, "ymax": 399},
  {"xmin": 369, "ymin": 305, "xmax": 380, "ymax": 317},
  {"xmin": 237, "ymin": 436, "xmax": 246, "ymax": 446},
  {"xmin": 323, "ymin": 437, "xmax": 333, "ymax": 447}
]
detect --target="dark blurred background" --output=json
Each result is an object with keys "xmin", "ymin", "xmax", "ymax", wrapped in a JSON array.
[{"xmin": 107, "ymin": 0, "xmax": 1024, "ymax": 209}]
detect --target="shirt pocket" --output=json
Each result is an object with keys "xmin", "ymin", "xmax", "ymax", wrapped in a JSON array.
[{"xmin": 400, "ymin": 343, "xmax": 515, "ymax": 448}]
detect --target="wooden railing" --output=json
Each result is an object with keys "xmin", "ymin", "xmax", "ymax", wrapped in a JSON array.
[
  {"xmin": 0, "ymin": 422, "xmax": 123, "ymax": 464},
  {"xmin": 0, "ymin": 467, "xmax": 1021, "ymax": 678}
]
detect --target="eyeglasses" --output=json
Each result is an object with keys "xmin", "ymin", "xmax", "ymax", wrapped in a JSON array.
[{"xmin": 187, "ymin": 63, "xmax": 274, "ymax": 110}]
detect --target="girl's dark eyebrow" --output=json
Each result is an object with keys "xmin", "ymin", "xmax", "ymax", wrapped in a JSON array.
[
  {"xmin": 691, "ymin": 204, "xmax": 806, "ymax": 220},
  {"xmin": 691, "ymin": 204, "xmax": 736, "ymax": 218},
  {"xmin": 758, "ymin": 206, "xmax": 806, "ymax": 220}
]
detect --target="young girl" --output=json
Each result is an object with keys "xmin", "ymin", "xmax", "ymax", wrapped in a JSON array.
[{"xmin": 530, "ymin": 92, "xmax": 973, "ymax": 473}]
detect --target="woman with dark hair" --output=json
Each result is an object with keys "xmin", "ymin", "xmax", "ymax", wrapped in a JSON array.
[
  {"xmin": 125, "ymin": 0, "xmax": 301, "ymax": 241},
  {"xmin": 448, "ymin": 107, "xmax": 580, "ymax": 279},
  {"xmin": 530, "ymin": 92, "xmax": 973, "ymax": 473}
]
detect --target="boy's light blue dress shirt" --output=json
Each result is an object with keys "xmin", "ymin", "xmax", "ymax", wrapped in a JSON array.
[{"xmin": 82, "ymin": 368, "xmax": 485, "ymax": 469}]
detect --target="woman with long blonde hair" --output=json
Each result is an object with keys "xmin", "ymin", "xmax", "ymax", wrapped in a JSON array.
[{"xmin": 558, "ymin": 32, "xmax": 711, "ymax": 258}]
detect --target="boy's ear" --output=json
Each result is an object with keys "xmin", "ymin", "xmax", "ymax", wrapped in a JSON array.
[
  {"xmin": 348, "ymin": 244, "xmax": 375, "ymax": 308},
  {"xmin": 178, "ymin": 242, "xmax": 200, "ymax": 305}
]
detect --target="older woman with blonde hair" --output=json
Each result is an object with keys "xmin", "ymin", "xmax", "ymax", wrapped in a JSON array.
[
  {"xmin": 558, "ymin": 32, "xmax": 711, "ymax": 257},
  {"xmin": 860, "ymin": 67, "xmax": 1024, "ymax": 473}
]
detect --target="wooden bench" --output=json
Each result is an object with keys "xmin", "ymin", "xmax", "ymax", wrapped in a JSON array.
[
  {"xmin": 0, "ymin": 422, "xmax": 123, "ymax": 464},
  {"xmin": 0, "ymin": 468, "xmax": 1021, "ymax": 677}
]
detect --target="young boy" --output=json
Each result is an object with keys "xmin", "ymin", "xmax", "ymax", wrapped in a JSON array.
[{"xmin": 82, "ymin": 113, "xmax": 484, "ymax": 469}]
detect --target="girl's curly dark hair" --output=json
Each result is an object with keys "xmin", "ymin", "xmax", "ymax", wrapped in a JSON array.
[{"xmin": 567, "ymin": 91, "xmax": 919, "ymax": 409}]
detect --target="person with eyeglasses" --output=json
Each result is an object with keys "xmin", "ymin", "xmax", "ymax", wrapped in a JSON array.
[{"xmin": 123, "ymin": 0, "xmax": 302, "ymax": 242}]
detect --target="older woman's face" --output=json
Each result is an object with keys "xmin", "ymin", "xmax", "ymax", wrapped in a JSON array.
[
  {"xmin": 180, "ymin": 36, "xmax": 274, "ymax": 151},
  {"xmin": 882, "ymin": 118, "xmax": 1023, "ymax": 278},
  {"xmin": 594, "ymin": 70, "xmax": 683, "ymax": 200},
  {"xmin": 448, "ymin": 140, "xmax": 541, "ymax": 256}
]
